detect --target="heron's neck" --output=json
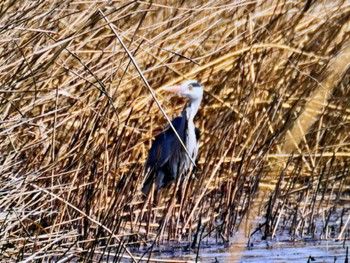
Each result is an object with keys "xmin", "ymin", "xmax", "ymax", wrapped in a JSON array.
[{"xmin": 185, "ymin": 98, "xmax": 201, "ymax": 122}]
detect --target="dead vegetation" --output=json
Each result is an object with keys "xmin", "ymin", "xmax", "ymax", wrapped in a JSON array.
[{"xmin": 1, "ymin": 0, "xmax": 350, "ymax": 261}]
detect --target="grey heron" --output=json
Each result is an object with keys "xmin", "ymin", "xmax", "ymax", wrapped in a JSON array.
[{"xmin": 142, "ymin": 80, "xmax": 203, "ymax": 196}]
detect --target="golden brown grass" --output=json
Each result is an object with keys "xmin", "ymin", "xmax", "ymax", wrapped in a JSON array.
[{"xmin": 1, "ymin": 0, "xmax": 350, "ymax": 261}]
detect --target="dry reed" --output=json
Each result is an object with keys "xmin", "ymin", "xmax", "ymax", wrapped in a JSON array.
[{"xmin": 1, "ymin": 0, "xmax": 350, "ymax": 261}]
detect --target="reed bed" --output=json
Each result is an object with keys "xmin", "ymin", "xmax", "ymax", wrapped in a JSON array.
[{"xmin": 1, "ymin": 0, "xmax": 350, "ymax": 261}]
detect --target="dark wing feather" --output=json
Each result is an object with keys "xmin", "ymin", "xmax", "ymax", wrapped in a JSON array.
[
  {"xmin": 195, "ymin": 127, "xmax": 200, "ymax": 141},
  {"xmin": 142, "ymin": 112, "xmax": 187, "ymax": 195}
]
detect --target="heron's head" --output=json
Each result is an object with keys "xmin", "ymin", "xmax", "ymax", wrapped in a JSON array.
[{"xmin": 163, "ymin": 80, "xmax": 203, "ymax": 101}]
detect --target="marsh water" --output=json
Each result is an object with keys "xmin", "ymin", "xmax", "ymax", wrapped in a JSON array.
[{"xmin": 134, "ymin": 240, "xmax": 349, "ymax": 262}]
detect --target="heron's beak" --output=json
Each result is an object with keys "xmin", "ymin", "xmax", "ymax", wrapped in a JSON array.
[{"xmin": 163, "ymin": 85, "xmax": 184, "ymax": 94}]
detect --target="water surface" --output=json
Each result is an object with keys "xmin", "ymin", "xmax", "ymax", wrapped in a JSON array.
[{"xmin": 140, "ymin": 240, "xmax": 349, "ymax": 263}]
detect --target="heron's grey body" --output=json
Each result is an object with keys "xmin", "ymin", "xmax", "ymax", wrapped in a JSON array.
[{"xmin": 142, "ymin": 80, "xmax": 203, "ymax": 196}]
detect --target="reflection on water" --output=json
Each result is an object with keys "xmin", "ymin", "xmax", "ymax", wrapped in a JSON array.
[
  {"xmin": 141, "ymin": 240, "xmax": 349, "ymax": 263},
  {"xmin": 204, "ymin": 241, "xmax": 349, "ymax": 263}
]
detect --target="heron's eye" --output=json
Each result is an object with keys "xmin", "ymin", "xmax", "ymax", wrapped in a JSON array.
[{"xmin": 188, "ymin": 85, "xmax": 193, "ymax": 90}]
